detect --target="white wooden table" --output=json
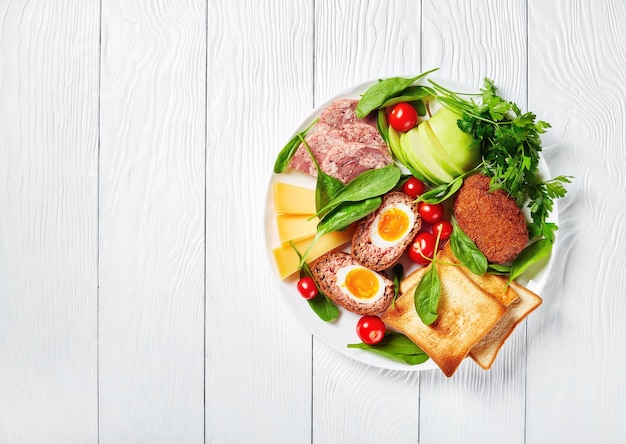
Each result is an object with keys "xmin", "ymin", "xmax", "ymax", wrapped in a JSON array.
[{"xmin": 1, "ymin": 0, "xmax": 625, "ymax": 442}]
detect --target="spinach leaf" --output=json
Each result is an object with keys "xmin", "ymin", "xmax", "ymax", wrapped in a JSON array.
[
  {"xmin": 306, "ymin": 288, "xmax": 340, "ymax": 322},
  {"xmin": 292, "ymin": 244, "xmax": 339, "ymax": 322},
  {"xmin": 296, "ymin": 134, "xmax": 345, "ymax": 211},
  {"xmin": 273, "ymin": 118, "xmax": 319, "ymax": 173},
  {"xmin": 355, "ymin": 69, "xmax": 438, "ymax": 118},
  {"xmin": 315, "ymin": 164, "xmax": 401, "ymax": 218},
  {"xmin": 316, "ymin": 173, "xmax": 345, "ymax": 213},
  {"xmin": 347, "ymin": 332, "xmax": 429, "ymax": 365},
  {"xmin": 508, "ymin": 238, "xmax": 553, "ymax": 283},
  {"xmin": 391, "ymin": 264, "xmax": 404, "ymax": 308},
  {"xmin": 412, "ymin": 99, "xmax": 427, "ymax": 116},
  {"xmin": 414, "ymin": 264, "xmax": 441, "ymax": 325},
  {"xmin": 379, "ymin": 85, "xmax": 431, "ymax": 108},
  {"xmin": 417, "ymin": 175, "xmax": 464, "ymax": 204},
  {"xmin": 487, "ymin": 263, "xmax": 511, "ymax": 275},
  {"xmin": 376, "ymin": 108, "xmax": 389, "ymax": 146},
  {"xmin": 317, "ymin": 197, "xmax": 382, "ymax": 234},
  {"xmin": 449, "ymin": 218, "xmax": 488, "ymax": 275}
]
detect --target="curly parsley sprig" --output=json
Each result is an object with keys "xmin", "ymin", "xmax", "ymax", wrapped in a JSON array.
[{"xmin": 427, "ymin": 78, "xmax": 571, "ymax": 241}]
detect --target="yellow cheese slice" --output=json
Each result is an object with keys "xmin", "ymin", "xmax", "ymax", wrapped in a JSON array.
[
  {"xmin": 272, "ymin": 226, "xmax": 355, "ymax": 279},
  {"xmin": 273, "ymin": 182, "xmax": 316, "ymax": 215},
  {"xmin": 276, "ymin": 214, "xmax": 319, "ymax": 244}
]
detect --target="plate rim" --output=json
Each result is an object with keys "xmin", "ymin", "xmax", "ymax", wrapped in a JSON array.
[{"xmin": 264, "ymin": 74, "xmax": 559, "ymax": 372}]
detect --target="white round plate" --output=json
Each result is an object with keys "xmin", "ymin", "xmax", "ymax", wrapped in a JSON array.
[{"xmin": 264, "ymin": 75, "xmax": 558, "ymax": 371}]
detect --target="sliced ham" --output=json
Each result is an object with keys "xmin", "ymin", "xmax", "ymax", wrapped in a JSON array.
[{"xmin": 289, "ymin": 99, "xmax": 392, "ymax": 184}]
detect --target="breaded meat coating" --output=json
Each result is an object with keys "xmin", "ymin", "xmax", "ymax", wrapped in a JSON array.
[{"xmin": 453, "ymin": 174, "xmax": 528, "ymax": 264}]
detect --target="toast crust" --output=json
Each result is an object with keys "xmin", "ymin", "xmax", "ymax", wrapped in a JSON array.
[
  {"xmin": 469, "ymin": 280, "xmax": 542, "ymax": 369},
  {"xmin": 442, "ymin": 243, "xmax": 518, "ymax": 307},
  {"xmin": 382, "ymin": 249, "xmax": 508, "ymax": 377}
]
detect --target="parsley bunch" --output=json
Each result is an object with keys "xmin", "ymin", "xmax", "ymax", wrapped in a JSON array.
[{"xmin": 428, "ymin": 79, "xmax": 571, "ymax": 241}]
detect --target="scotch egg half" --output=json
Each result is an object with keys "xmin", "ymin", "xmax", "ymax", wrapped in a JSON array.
[
  {"xmin": 336, "ymin": 264, "xmax": 386, "ymax": 304},
  {"xmin": 369, "ymin": 202, "xmax": 416, "ymax": 248},
  {"xmin": 310, "ymin": 251, "xmax": 395, "ymax": 315}
]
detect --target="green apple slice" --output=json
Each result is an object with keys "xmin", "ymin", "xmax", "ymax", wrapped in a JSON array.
[
  {"xmin": 427, "ymin": 106, "xmax": 480, "ymax": 172},
  {"xmin": 387, "ymin": 125, "xmax": 431, "ymax": 184},
  {"xmin": 400, "ymin": 128, "xmax": 454, "ymax": 186},
  {"xmin": 387, "ymin": 125, "xmax": 407, "ymax": 165},
  {"xmin": 418, "ymin": 121, "xmax": 465, "ymax": 176}
]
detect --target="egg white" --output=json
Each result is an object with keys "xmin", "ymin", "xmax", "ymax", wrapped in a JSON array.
[
  {"xmin": 369, "ymin": 202, "xmax": 415, "ymax": 248},
  {"xmin": 335, "ymin": 264, "xmax": 386, "ymax": 304}
]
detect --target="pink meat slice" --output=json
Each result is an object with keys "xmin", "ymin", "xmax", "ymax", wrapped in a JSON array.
[
  {"xmin": 323, "ymin": 143, "xmax": 393, "ymax": 184},
  {"xmin": 288, "ymin": 99, "xmax": 392, "ymax": 184}
]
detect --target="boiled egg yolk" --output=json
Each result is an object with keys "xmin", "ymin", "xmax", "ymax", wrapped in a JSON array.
[
  {"xmin": 370, "ymin": 203, "xmax": 415, "ymax": 248},
  {"xmin": 336, "ymin": 265, "xmax": 385, "ymax": 302}
]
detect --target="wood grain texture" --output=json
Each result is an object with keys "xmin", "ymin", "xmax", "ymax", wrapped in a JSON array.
[
  {"xmin": 0, "ymin": 1, "xmax": 100, "ymax": 442},
  {"xmin": 205, "ymin": 1, "xmax": 314, "ymax": 442},
  {"xmin": 99, "ymin": 1, "xmax": 206, "ymax": 442},
  {"xmin": 314, "ymin": 0, "xmax": 422, "ymax": 103},
  {"xmin": 526, "ymin": 0, "xmax": 626, "ymax": 442},
  {"xmin": 0, "ymin": 0, "xmax": 625, "ymax": 441},
  {"xmin": 312, "ymin": 1, "xmax": 422, "ymax": 442},
  {"xmin": 419, "ymin": 1, "xmax": 529, "ymax": 443},
  {"xmin": 313, "ymin": 351, "xmax": 420, "ymax": 443}
]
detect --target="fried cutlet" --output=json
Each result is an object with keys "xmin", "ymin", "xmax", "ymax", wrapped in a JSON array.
[{"xmin": 453, "ymin": 174, "xmax": 528, "ymax": 264}]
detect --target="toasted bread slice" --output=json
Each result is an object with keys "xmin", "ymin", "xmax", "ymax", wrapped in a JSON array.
[
  {"xmin": 381, "ymin": 250, "xmax": 507, "ymax": 377},
  {"xmin": 442, "ymin": 243, "xmax": 518, "ymax": 306},
  {"xmin": 398, "ymin": 266, "xmax": 427, "ymax": 294},
  {"xmin": 469, "ymin": 281, "xmax": 542, "ymax": 369}
]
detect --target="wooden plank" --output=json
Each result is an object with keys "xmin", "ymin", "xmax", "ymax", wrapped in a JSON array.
[
  {"xmin": 98, "ymin": 1, "xmax": 206, "ymax": 441},
  {"xmin": 419, "ymin": 1, "xmax": 529, "ymax": 443},
  {"xmin": 205, "ymin": 1, "xmax": 314, "ymax": 442},
  {"xmin": 526, "ymin": 0, "xmax": 626, "ymax": 441},
  {"xmin": 0, "ymin": 1, "xmax": 99, "ymax": 442},
  {"xmin": 313, "ymin": 0, "xmax": 422, "ymax": 101},
  {"xmin": 311, "ymin": 1, "xmax": 422, "ymax": 442}
]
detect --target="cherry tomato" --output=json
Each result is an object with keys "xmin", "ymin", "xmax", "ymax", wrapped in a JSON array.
[
  {"xmin": 432, "ymin": 219, "xmax": 453, "ymax": 241},
  {"xmin": 418, "ymin": 202, "xmax": 444, "ymax": 224},
  {"xmin": 402, "ymin": 177, "xmax": 425, "ymax": 198},
  {"xmin": 297, "ymin": 276, "xmax": 318, "ymax": 300},
  {"xmin": 408, "ymin": 232, "xmax": 436, "ymax": 265},
  {"xmin": 356, "ymin": 315, "xmax": 386, "ymax": 345},
  {"xmin": 388, "ymin": 103, "xmax": 418, "ymax": 132}
]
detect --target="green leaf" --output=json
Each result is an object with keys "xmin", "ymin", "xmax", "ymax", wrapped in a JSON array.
[
  {"xmin": 449, "ymin": 219, "xmax": 488, "ymax": 275},
  {"xmin": 315, "ymin": 164, "xmax": 401, "ymax": 218},
  {"xmin": 294, "ymin": 247, "xmax": 339, "ymax": 322},
  {"xmin": 296, "ymin": 134, "xmax": 345, "ymax": 212},
  {"xmin": 306, "ymin": 291, "xmax": 340, "ymax": 322},
  {"xmin": 347, "ymin": 332, "xmax": 429, "ymax": 365},
  {"xmin": 508, "ymin": 238, "xmax": 553, "ymax": 283},
  {"xmin": 546, "ymin": 175, "xmax": 573, "ymax": 199},
  {"xmin": 379, "ymin": 86, "xmax": 431, "ymax": 108},
  {"xmin": 412, "ymin": 99, "xmax": 427, "ymax": 116},
  {"xmin": 376, "ymin": 108, "xmax": 390, "ymax": 146},
  {"xmin": 315, "ymin": 172, "xmax": 345, "ymax": 213},
  {"xmin": 391, "ymin": 264, "xmax": 404, "ymax": 308},
  {"xmin": 273, "ymin": 118, "xmax": 319, "ymax": 173},
  {"xmin": 487, "ymin": 263, "xmax": 511, "ymax": 274},
  {"xmin": 414, "ymin": 264, "xmax": 441, "ymax": 325},
  {"xmin": 417, "ymin": 175, "xmax": 464, "ymax": 204},
  {"xmin": 317, "ymin": 197, "xmax": 382, "ymax": 235},
  {"xmin": 355, "ymin": 69, "xmax": 438, "ymax": 118}
]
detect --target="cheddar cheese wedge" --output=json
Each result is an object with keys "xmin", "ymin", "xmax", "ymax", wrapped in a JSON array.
[
  {"xmin": 276, "ymin": 214, "xmax": 320, "ymax": 244},
  {"xmin": 272, "ymin": 182, "xmax": 316, "ymax": 215},
  {"xmin": 272, "ymin": 226, "xmax": 355, "ymax": 279}
]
